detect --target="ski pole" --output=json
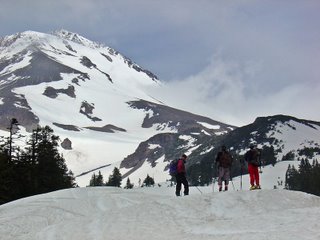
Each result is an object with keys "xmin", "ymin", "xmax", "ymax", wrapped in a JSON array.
[
  {"xmin": 240, "ymin": 167, "xmax": 243, "ymax": 190},
  {"xmin": 230, "ymin": 178, "xmax": 236, "ymax": 191},
  {"xmin": 240, "ymin": 159, "xmax": 244, "ymax": 190},
  {"xmin": 195, "ymin": 186, "xmax": 202, "ymax": 194},
  {"xmin": 212, "ymin": 177, "xmax": 216, "ymax": 192}
]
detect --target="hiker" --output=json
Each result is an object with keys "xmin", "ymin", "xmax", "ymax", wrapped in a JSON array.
[
  {"xmin": 215, "ymin": 146, "xmax": 233, "ymax": 191},
  {"xmin": 245, "ymin": 145, "xmax": 261, "ymax": 190},
  {"xmin": 175, "ymin": 154, "xmax": 189, "ymax": 196}
]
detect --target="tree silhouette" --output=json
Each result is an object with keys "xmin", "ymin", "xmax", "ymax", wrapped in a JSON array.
[
  {"xmin": 106, "ymin": 167, "xmax": 122, "ymax": 187},
  {"xmin": 143, "ymin": 174, "xmax": 155, "ymax": 187},
  {"xmin": 89, "ymin": 171, "xmax": 104, "ymax": 186},
  {"xmin": 124, "ymin": 177, "xmax": 134, "ymax": 189},
  {"xmin": 0, "ymin": 125, "xmax": 76, "ymax": 205},
  {"xmin": 285, "ymin": 159, "xmax": 320, "ymax": 196}
]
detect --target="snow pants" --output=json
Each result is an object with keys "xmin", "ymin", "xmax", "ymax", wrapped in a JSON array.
[
  {"xmin": 248, "ymin": 163, "xmax": 260, "ymax": 186},
  {"xmin": 176, "ymin": 173, "xmax": 189, "ymax": 196},
  {"xmin": 218, "ymin": 167, "xmax": 230, "ymax": 187}
]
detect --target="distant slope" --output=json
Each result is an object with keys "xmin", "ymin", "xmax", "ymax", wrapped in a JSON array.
[{"xmin": 187, "ymin": 115, "xmax": 320, "ymax": 185}]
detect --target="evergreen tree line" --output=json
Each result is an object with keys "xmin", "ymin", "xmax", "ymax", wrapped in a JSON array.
[
  {"xmin": 0, "ymin": 125, "xmax": 76, "ymax": 205},
  {"xmin": 89, "ymin": 169, "xmax": 155, "ymax": 189},
  {"xmin": 285, "ymin": 159, "xmax": 320, "ymax": 196}
]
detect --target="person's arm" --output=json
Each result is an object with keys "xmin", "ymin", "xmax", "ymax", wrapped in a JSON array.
[
  {"xmin": 244, "ymin": 151, "xmax": 249, "ymax": 162},
  {"xmin": 215, "ymin": 152, "xmax": 221, "ymax": 163}
]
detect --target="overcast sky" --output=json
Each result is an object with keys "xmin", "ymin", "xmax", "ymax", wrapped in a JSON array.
[{"xmin": 1, "ymin": 0, "xmax": 319, "ymax": 126}]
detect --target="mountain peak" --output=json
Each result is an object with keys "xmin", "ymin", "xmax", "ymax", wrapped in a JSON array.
[
  {"xmin": 0, "ymin": 30, "xmax": 104, "ymax": 51},
  {"xmin": 52, "ymin": 29, "xmax": 104, "ymax": 49}
]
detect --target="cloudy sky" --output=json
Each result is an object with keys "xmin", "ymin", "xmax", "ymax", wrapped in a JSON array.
[{"xmin": 1, "ymin": 0, "xmax": 319, "ymax": 126}]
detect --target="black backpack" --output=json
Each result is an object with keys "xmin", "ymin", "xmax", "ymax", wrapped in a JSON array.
[
  {"xmin": 219, "ymin": 151, "xmax": 232, "ymax": 168},
  {"xmin": 246, "ymin": 149, "xmax": 260, "ymax": 166}
]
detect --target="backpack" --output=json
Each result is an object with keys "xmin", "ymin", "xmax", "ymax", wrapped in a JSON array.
[
  {"xmin": 248, "ymin": 149, "xmax": 260, "ymax": 166},
  {"xmin": 219, "ymin": 151, "xmax": 232, "ymax": 168},
  {"xmin": 169, "ymin": 159, "xmax": 179, "ymax": 176}
]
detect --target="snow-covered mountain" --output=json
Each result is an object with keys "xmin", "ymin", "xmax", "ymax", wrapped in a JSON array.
[
  {"xmin": 188, "ymin": 115, "xmax": 320, "ymax": 184},
  {"xmin": 0, "ymin": 185, "xmax": 320, "ymax": 240},
  {"xmin": 1, "ymin": 30, "xmax": 319, "ymax": 188},
  {"xmin": 0, "ymin": 30, "xmax": 235, "ymax": 186}
]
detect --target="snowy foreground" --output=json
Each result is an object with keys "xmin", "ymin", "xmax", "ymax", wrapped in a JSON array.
[{"xmin": 0, "ymin": 186, "xmax": 320, "ymax": 240}]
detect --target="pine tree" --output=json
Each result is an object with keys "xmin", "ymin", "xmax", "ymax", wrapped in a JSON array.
[
  {"xmin": 30, "ymin": 126, "xmax": 75, "ymax": 193},
  {"xmin": 0, "ymin": 125, "xmax": 76, "ymax": 205},
  {"xmin": 143, "ymin": 174, "xmax": 155, "ymax": 187},
  {"xmin": 106, "ymin": 167, "xmax": 122, "ymax": 187},
  {"xmin": 285, "ymin": 159, "xmax": 320, "ymax": 196},
  {"xmin": 0, "ymin": 150, "xmax": 14, "ymax": 204},
  {"xmin": 124, "ymin": 177, "xmax": 134, "ymax": 189},
  {"xmin": 89, "ymin": 171, "xmax": 104, "ymax": 186},
  {"xmin": 89, "ymin": 173, "xmax": 97, "ymax": 186}
]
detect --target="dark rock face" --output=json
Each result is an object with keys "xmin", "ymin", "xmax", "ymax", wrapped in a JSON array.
[
  {"xmin": 43, "ymin": 85, "xmax": 76, "ymax": 98},
  {"xmin": 127, "ymin": 100, "xmax": 235, "ymax": 134},
  {"xmin": 100, "ymin": 52, "xmax": 113, "ymax": 62},
  {"xmin": 52, "ymin": 123, "xmax": 81, "ymax": 131},
  {"xmin": 80, "ymin": 56, "xmax": 96, "ymax": 68},
  {"xmin": 0, "ymin": 50, "xmax": 88, "ymax": 132},
  {"xmin": 123, "ymin": 57, "xmax": 158, "ymax": 81},
  {"xmin": 85, "ymin": 124, "xmax": 126, "ymax": 133},
  {"xmin": 0, "ymin": 91, "xmax": 39, "ymax": 131},
  {"xmin": 121, "ymin": 133, "xmax": 179, "ymax": 178},
  {"xmin": 61, "ymin": 138, "xmax": 72, "ymax": 150},
  {"xmin": 79, "ymin": 101, "xmax": 102, "ymax": 122},
  {"xmin": 80, "ymin": 56, "xmax": 113, "ymax": 82}
]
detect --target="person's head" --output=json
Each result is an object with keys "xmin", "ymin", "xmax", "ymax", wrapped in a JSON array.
[
  {"xmin": 221, "ymin": 145, "xmax": 227, "ymax": 151},
  {"xmin": 249, "ymin": 144, "xmax": 255, "ymax": 150},
  {"xmin": 181, "ymin": 154, "xmax": 187, "ymax": 160}
]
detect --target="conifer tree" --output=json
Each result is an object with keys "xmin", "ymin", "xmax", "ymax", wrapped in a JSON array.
[
  {"xmin": 0, "ymin": 125, "xmax": 76, "ymax": 205},
  {"xmin": 125, "ymin": 177, "xmax": 134, "ymax": 189},
  {"xmin": 285, "ymin": 159, "xmax": 320, "ymax": 196},
  {"xmin": 106, "ymin": 167, "xmax": 122, "ymax": 187},
  {"xmin": 29, "ymin": 126, "xmax": 75, "ymax": 193},
  {"xmin": 89, "ymin": 173, "xmax": 97, "ymax": 186},
  {"xmin": 0, "ymin": 150, "xmax": 14, "ymax": 204},
  {"xmin": 89, "ymin": 171, "xmax": 104, "ymax": 186},
  {"xmin": 143, "ymin": 174, "xmax": 155, "ymax": 187}
]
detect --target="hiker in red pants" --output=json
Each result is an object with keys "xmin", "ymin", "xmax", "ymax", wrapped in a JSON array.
[{"xmin": 245, "ymin": 145, "xmax": 261, "ymax": 190}]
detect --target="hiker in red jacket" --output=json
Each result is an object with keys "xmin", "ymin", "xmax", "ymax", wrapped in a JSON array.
[{"xmin": 175, "ymin": 154, "xmax": 189, "ymax": 196}]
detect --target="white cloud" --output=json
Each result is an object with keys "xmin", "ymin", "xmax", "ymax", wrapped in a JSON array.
[{"xmin": 150, "ymin": 54, "xmax": 320, "ymax": 126}]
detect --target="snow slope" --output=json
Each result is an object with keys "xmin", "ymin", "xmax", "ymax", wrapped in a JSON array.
[
  {"xmin": 0, "ymin": 186, "xmax": 319, "ymax": 240},
  {"xmin": 0, "ymin": 30, "xmax": 171, "ymax": 186}
]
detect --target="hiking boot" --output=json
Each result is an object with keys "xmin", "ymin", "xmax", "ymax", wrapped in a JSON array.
[
  {"xmin": 176, "ymin": 192, "xmax": 180, "ymax": 196},
  {"xmin": 250, "ymin": 185, "xmax": 256, "ymax": 190},
  {"xmin": 255, "ymin": 185, "xmax": 261, "ymax": 189},
  {"xmin": 224, "ymin": 186, "xmax": 228, "ymax": 191},
  {"xmin": 219, "ymin": 186, "xmax": 222, "ymax": 192}
]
